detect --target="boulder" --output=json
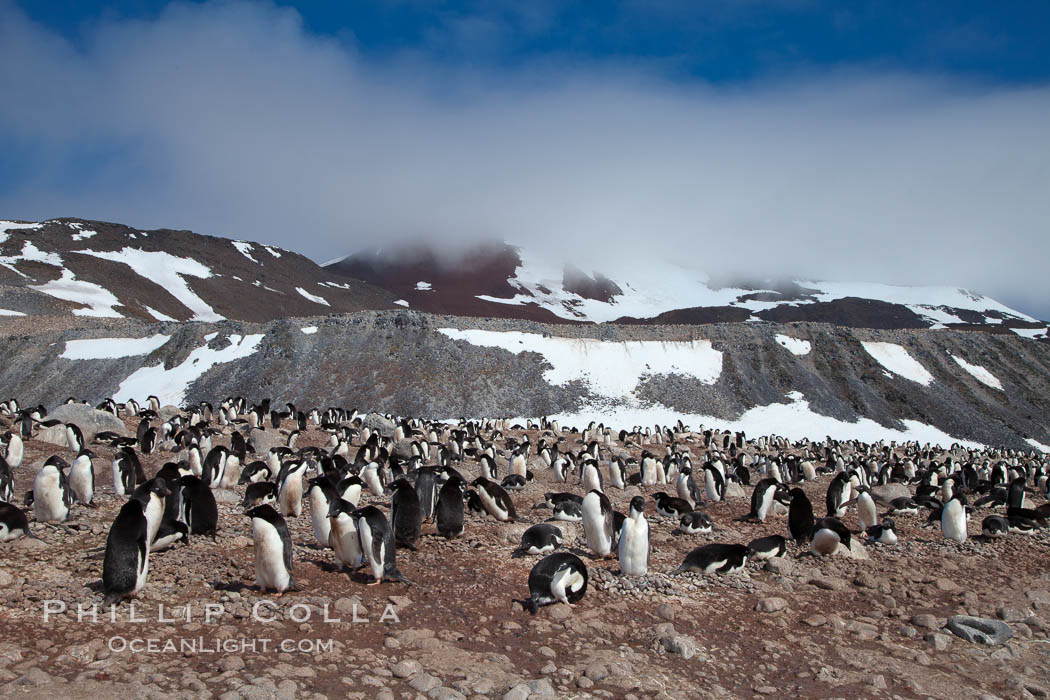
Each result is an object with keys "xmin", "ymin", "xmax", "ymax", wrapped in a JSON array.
[
  {"xmin": 249, "ymin": 428, "xmax": 284, "ymax": 455},
  {"xmin": 870, "ymin": 482, "xmax": 911, "ymax": 503},
  {"xmin": 45, "ymin": 403, "xmax": 126, "ymax": 439},
  {"xmin": 158, "ymin": 405, "xmax": 183, "ymax": 421},
  {"xmin": 364, "ymin": 413, "xmax": 397, "ymax": 438},
  {"xmin": 946, "ymin": 616, "xmax": 1014, "ymax": 645}
]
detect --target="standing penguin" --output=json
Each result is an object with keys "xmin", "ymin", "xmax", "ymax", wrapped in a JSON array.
[
  {"xmin": 703, "ymin": 465, "xmax": 725, "ymax": 502},
  {"xmin": 618, "ymin": 496, "xmax": 650, "ymax": 576},
  {"xmin": 826, "ymin": 472, "xmax": 851, "ymax": 517},
  {"xmin": 32, "ymin": 457, "xmax": 73, "ymax": 523},
  {"xmin": 941, "ymin": 495, "xmax": 968, "ymax": 543},
  {"xmin": 581, "ymin": 460, "xmax": 603, "ymax": 494},
  {"xmin": 1007, "ymin": 477, "xmax": 1026, "ymax": 509},
  {"xmin": 855, "ymin": 485, "xmax": 878, "ymax": 532},
  {"xmin": 517, "ymin": 552, "xmax": 588, "ymax": 613},
  {"xmin": 788, "ymin": 488, "xmax": 814, "ymax": 544},
  {"xmin": 112, "ymin": 448, "xmax": 145, "ymax": 497},
  {"xmin": 471, "ymin": 478, "xmax": 517, "ymax": 522},
  {"xmin": 102, "ymin": 495, "xmax": 153, "ymax": 604},
  {"xmin": 354, "ymin": 505, "xmax": 412, "ymax": 585},
  {"xmin": 277, "ymin": 460, "xmax": 309, "ymax": 517},
  {"xmin": 390, "ymin": 478, "xmax": 423, "ymax": 551},
  {"xmin": 65, "ymin": 423, "xmax": 85, "ymax": 454},
  {"xmin": 328, "ymin": 497, "xmax": 363, "ymax": 574},
  {"xmin": 435, "ymin": 474, "xmax": 466, "ymax": 539},
  {"xmin": 4, "ymin": 432, "xmax": 23, "ymax": 469},
  {"xmin": 306, "ymin": 475, "xmax": 337, "ymax": 549},
  {"xmin": 68, "ymin": 449, "xmax": 95, "ymax": 507},
  {"xmin": 414, "ymin": 467, "xmax": 438, "ymax": 521},
  {"xmin": 180, "ymin": 475, "xmax": 219, "ymax": 537},
  {"xmin": 582, "ymin": 489, "xmax": 616, "ymax": 558},
  {"xmin": 247, "ymin": 504, "xmax": 294, "ymax": 593},
  {"xmin": 740, "ymin": 478, "xmax": 779, "ymax": 522}
]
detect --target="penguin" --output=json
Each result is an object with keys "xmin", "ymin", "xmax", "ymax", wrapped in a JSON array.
[
  {"xmin": 608, "ymin": 457, "xmax": 627, "ymax": 490},
  {"xmin": 4, "ymin": 432, "xmax": 23, "ymax": 469},
  {"xmin": 238, "ymin": 460, "xmax": 272, "ymax": 485},
  {"xmin": 866, "ymin": 517, "xmax": 898, "ymax": 545},
  {"xmin": 390, "ymin": 478, "xmax": 423, "ymax": 551},
  {"xmin": 517, "ymin": 552, "xmax": 588, "ymax": 614},
  {"xmin": 788, "ymin": 488, "xmax": 814, "ymax": 544},
  {"xmin": 415, "ymin": 466, "xmax": 438, "ymax": 520},
  {"xmin": 678, "ymin": 511, "xmax": 714, "ymax": 535},
  {"xmin": 32, "ymin": 457, "xmax": 73, "ymax": 523},
  {"xmin": 0, "ymin": 502, "xmax": 33, "ymax": 541},
  {"xmin": 515, "ymin": 523, "xmax": 564, "ymax": 557},
  {"xmin": 826, "ymin": 472, "xmax": 851, "ymax": 517},
  {"xmin": 139, "ymin": 426, "xmax": 158, "ymax": 455},
  {"xmin": 242, "ymin": 481, "xmax": 278, "ymax": 509},
  {"xmin": 981, "ymin": 515, "xmax": 1009, "ymax": 539},
  {"xmin": 102, "ymin": 495, "xmax": 152, "ymax": 604},
  {"xmin": 65, "ymin": 423, "xmax": 85, "ymax": 454},
  {"xmin": 360, "ymin": 461, "xmax": 385, "ymax": 496},
  {"xmin": 941, "ymin": 495, "xmax": 968, "ymax": 543},
  {"xmin": 435, "ymin": 474, "xmax": 466, "ymax": 538},
  {"xmin": 180, "ymin": 475, "xmax": 218, "ymax": 537},
  {"xmin": 465, "ymin": 489, "xmax": 485, "ymax": 515},
  {"xmin": 1007, "ymin": 477, "xmax": 1026, "ymax": 509},
  {"xmin": 202, "ymin": 446, "xmax": 231, "ymax": 489},
  {"xmin": 582, "ymin": 489, "xmax": 615, "ymax": 558},
  {"xmin": 550, "ymin": 500, "xmax": 583, "ymax": 522},
  {"xmin": 247, "ymin": 504, "xmax": 294, "ymax": 593},
  {"xmin": 703, "ymin": 465, "xmax": 724, "ymax": 502},
  {"xmin": 618, "ymin": 496, "xmax": 649, "ymax": 576},
  {"xmin": 306, "ymin": 475, "xmax": 337, "ymax": 548},
  {"xmin": 740, "ymin": 478, "xmax": 779, "ymax": 522},
  {"xmin": 501, "ymin": 474, "xmax": 527, "ymax": 491},
  {"xmin": 886, "ymin": 496, "xmax": 920, "ymax": 515},
  {"xmin": 581, "ymin": 460, "xmax": 603, "ymax": 493},
  {"xmin": 328, "ymin": 497, "xmax": 364, "ymax": 573},
  {"xmin": 544, "ymin": 492, "xmax": 583, "ymax": 509},
  {"xmin": 747, "ymin": 534, "xmax": 787, "ymax": 561},
  {"xmin": 112, "ymin": 448, "xmax": 144, "ymax": 497},
  {"xmin": 1007, "ymin": 514, "xmax": 1039, "ymax": 535},
  {"xmin": 811, "ymin": 517, "xmax": 852, "ymax": 555},
  {"xmin": 471, "ymin": 477, "xmax": 517, "ymax": 522},
  {"xmin": 354, "ymin": 505, "xmax": 412, "ymax": 585},
  {"xmin": 856, "ymin": 485, "xmax": 878, "ymax": 532},
  {"xmin": 652, "ymin": 492, "xmax": 692, "ymax": 520},
  {"xmin": 672, "ymin": 543, "xmax": 750, "ymax": 575},
  {"xmin": 277, "ymin": 460, "xmax": 309, "ymax": 517},
  {"xmin": 68, "ymin": 449, "xmax": 95, "ymax": 506}
]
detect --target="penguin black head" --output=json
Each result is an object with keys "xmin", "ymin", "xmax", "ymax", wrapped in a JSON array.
[
  {"xmin": 629, "ymin": 496, "xmax": 645, "ymax": 516},
  {"xmin": 327, "ymin": 497, "xmax": 356, "ymax": 519},
  {"xmin": 245, "ymin": 503, "xmax": 282, "ymax": 521}
]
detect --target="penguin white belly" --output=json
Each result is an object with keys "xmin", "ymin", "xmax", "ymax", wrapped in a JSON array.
[
  {"xmin": 877, "ymin": 528, "xmax": 898, "ymax": 545},
  {"xmin": 810, "ymin": 529, "xmax": 840, "ymax": 556},
  {"xmin": 219, "ymin": 456, "xmax": 240, "ymax": 489},
  {"xmin": 942, "ymin": 502, "xmax": 967, "ymax": 543},
  {"xmin": 582, "ymin": 468, "xmax": 601, "ymax": 494},
  {"xmin": 69, "ymin": 463, "xmax": 93, "ymax": 504},
  {"xmin": 609, "ymin": 464, "xmax": 624, "ymax": 489},
  {"xmin": 34, "ymin": 472, "xmax": 67, "ymax": 522},
  {"xmin": 655, "ymin": 463, "xmax": 667, "ymax": 484},
  {"xmin": 341, "ymin": 483, "xmax": 362, "ymax": 507},
  {"xmin": 704, "ymin": 472, "xmax": 721, "ymax": 502},
  {"xmin": 144, "ymin": 497, "xmax": 163, "ymax": 546},
  {"xmin": 478, "ymin": 488, "xmax": 508, "ymax": 521},
  {"xmin": 112, "ymin": 460, "xmax": 126, "ymax": 497},
  {"xmin": 582, "ymin": 498, "xmax": 611, "ymax": 556},
  {"xmin": 0, "ymin": 523, "xmax": 13, "ymax": 542},
  {"xmin": 641, "ymin": 462, "xmax": 656, "ymax": 486},
  {"xmin": 357, "ymin": 519, "xmax": 384, "ymax": 582},
  {"xmin": 279, "ymin": 476, "xmax": 303, "ymax": 517},
  {"xmin": 858, "ymin": 496, "xmax": 878, "ymax": 531},
  {"xmin": 363, "ymin": 469, "xmax": 384, "ymax": 496},
  {"xmin": 330, "ymin": 518, "xmax": 362, "ymax": 568},
  {"xmin": 309, "ymin": 490, "xmax": 331, "ymax": 547},
  {"xmin": 756, "ymin": 489, "xmax": 773, "ymax": 521},
  {"xmin": 510, "ymin": 455, "xmax": 526, "ymax": 477},
  {"xmin": 253, "ymin": 521, "xmax": 290, "ymax": 591},
  {"xmin": 618, "ymin": 519, "xmax": 649, "ymax": 576},
  {"xmin": 802, "ymin": 462, "xmax": 816, "ymax": 480},
  {"xmin": 550, "ymin": 566, "xmax": 585, "ymax": 605},
  {"xmin": 134, "ymin": 548, "xmax": 150, "ymax": 593}
]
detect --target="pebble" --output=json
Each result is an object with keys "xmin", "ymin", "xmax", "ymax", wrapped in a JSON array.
[
  {"xmin": 756, "ymin": 597, "xmax": 788, "ymax": 613},
  {"xmin": 392, "ymin": 660, "xmax": 422, "ymax": 679}
]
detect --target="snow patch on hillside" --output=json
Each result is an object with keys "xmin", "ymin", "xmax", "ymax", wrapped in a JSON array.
[
  {"xmin": 1026, "ymin": 438, "xmax": 1050, "ymax": 453},
  {"xmin": 861, "ymin": 342, "xmax": 934, "ymax": 386},
  {"xmin": 394, "ymin": 299, "xmax": 409, "ymax": 307},
  {"xmin": 114, "ymin": 333, "xmax": 265, "ymax": 406},
  {"xmin": 0, "ymin": 309, "xmax": 26, "ymax": 316},
  {"xmin": 0, "ymin": 221, "xmax": 41, "ymax": 243},
  {"xmin": 300, "ymin": 326, "xmax": 318, "ymax": 335},
  {"xmin": 79, "ymin": 247, "xmax": 223, "ymax": 322},
  {"xmin": 950, "ymin": 354, "xmax": 1003, "ymax": 390},
  {"xmin": 263, "ymin": 246, "xmax": 282, "ymax": 258},
  {"xmin": 415, "ymin": 281, "xmax": 433, "ymax": 291},
  {"xmin": 295, "ymin": 287, "xmax": 330, "ymax": 306},
  {"xmin": 775, "ymin": 334, "xmax": 811, "ymax": 356},
  {"xmin": 439, "ymin": 328, "xmax": 723, "ymax": 398},
  {"xmin": 30, "ymin": 269, "xmax": 122, "ymax": 317},
  {"xmin": 61, "ymin": 334, "xmax": 171, "ymax": 360},
  {"xmin": 142, "ymin": 305, "xmax": 177, "ymax": 322},
  {"xmin": 1012, "ymin": 327, "xmax": 1048, "ymax": 340},
  {"xmin": 232, "ymin": 241, "xmax": 259, "ymax": 264}
]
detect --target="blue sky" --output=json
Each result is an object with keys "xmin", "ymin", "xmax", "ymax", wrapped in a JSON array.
[{"xmin": 2, "ymin": 1, "xmax": 1049, "ymax": 317}]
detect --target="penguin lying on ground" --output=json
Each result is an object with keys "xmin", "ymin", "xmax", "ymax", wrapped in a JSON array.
[{"xmin": 517, "ymin": 552, "xmax": 588, "ymax": 614}]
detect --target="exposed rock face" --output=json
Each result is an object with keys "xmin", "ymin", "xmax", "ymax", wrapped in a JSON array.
[{"xmin": 45, "ymin": 403, "xmax": 126, "ymax": 438}]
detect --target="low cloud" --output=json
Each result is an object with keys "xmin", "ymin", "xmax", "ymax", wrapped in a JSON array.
[{"xmin": 1, "ymin": 1, "xmax": 1048, "ymax": 318}]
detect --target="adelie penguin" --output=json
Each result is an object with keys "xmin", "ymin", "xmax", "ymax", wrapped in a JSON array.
[
  {"xmin": 941, "ymin": 495, "xmax": 968, "ymax": 544},
  {"xmin": 678, "ymin": 511, "xmax": 714, "ymax": 535},
  {"xmin": 517, "ymin": 552, "xmax": 588, "ymax": 614},
  {"xmin": 582, "ymin": 489, "xmax": 616, "ymax": 558},
  {"xmin": 747, "ymin": 535, "xmax": 787, "ymax": 561},
  {"xmin": 471, "ymin": 477, "xmax": 517, "ymax": 522},
  {"xmin": 0, "ymin": 502, "xmax": 33, "ymax": 541},
  {"xmin": 618, "ymin": 496, "xmax": 650, "ymax": 576},
  {"xmin": 390, "ymin": 478, "xmax": 423, "ymax": 550},
  {"xmin": 866, "ymin": 517, "xmax": 898, "ymax": 545},
  {"xmin": 981, "ymin": 515, "xmax": 1009, "ymax": 539},
  {"xmin": 739, "ymin": 478, "xmax": 780, "ymax": 522},
  {"xmin": 354, "ymin": 505, "xmax": 412, "ymax": 585},
  {"xmin": 277, "ymin": 460, "xmax": 310, "ymax": 518},
  {"xmin": 102, "ymin": 479, "xmax": 171, "ymax": 605},
  {"xmin": 68, "ymin": 448, "xmax": 96, "ymax": 507},
  {"xmin": 652, "ymin": 492, "xmax": 692, "ymax": 520},
  {"xmin": 810, "ymin": 517, "xmax": 852, "ymax": 556},
  {"xmin": 242, "ymin": 481, "xmax": 278, "ymax": 509},
  {"xmin": 112, "ymin": 447, "xmax": 145, "ymax": 498},
  {"xmin": 32, "ymin": 456, "xmax": 73, "ymax": 523},
  {"xmin": 435, "ymin": 474, "xmax": 466, "ymax": 538},
  {"xmin": 306, "ymin": 475, "xmax": 337, "ymax": 549},
  {"xmin": 788, "ymin": 488, "xmax": 815, "ymax": 544},
  {"xmin": 247, "ymin": 504, "xmax": 295, "ymax": 594},
  {"xmin": 181, "ymin": 475, "xmax": 219, "ymax": 537},
  {"xmin": 65, "ymin": 423, "xmax": 85, "ymax": 454},
  {"xmin": 328, "ymin": 497, "xmax": 364, "ymax": 574},
  {"xmin": 514, "ymin": 523, "xmax": 564, "ymax": 557},
  {"xmin": 672, "ymin": 543, "xmax": 750, "ymax": 575},
  {"xmin": 415, "ymin": 467, "xmax": 438, "ymax": 520}
]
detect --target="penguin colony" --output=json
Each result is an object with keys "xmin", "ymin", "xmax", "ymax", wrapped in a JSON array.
[{"xmin": 1, "ymin": 397, "xmax": 1049, "ymax": 616}]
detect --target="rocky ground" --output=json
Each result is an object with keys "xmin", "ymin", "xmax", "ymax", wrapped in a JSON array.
[{"xmin": 1, "ymin": 413, "xmax": 1050, "ymax": 700}]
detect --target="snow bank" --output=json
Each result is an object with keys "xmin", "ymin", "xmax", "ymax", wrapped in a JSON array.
[
  {"xmin": 1026, "ymin": 438, "xmax": 1050, "ymax": 453},
  {"xmin": 263, "ymin": 246, "xmax": 282, "ymax": 258},
  {"xmin": 1011, "ymin": 328, "xmax": 1047, "ymax": 340},
  {"xmin": 439, "ymin": 328, "xmax": 723, "ymax": 398},
  {"xmin": 0, "ymin": 221, "xmax": 41, "ymax": 243},
  {"xmin": 30, "ymin": 269, "xmax": 122, "ymax": 317},
  {"xmin": 394, "ymin": 299, "xmax": 409, "ymax": 307},
  {"xmin": 79, "ymin": 247, "xmax": 223, "ymax": 322},
  {"xmin": 295, "ymin": 287, "xmax": 330, "ymax": 306},
  {"xmin": 0, "ymin": 309, "xmax": 26, "ymax": 316},
  {"xmin": 142, "ymin": 305, "xmax": 177, "ymax": 322},
  {"xmin": 61, "ymin": 334, "xmax": 171, "ymax": 360},
  {"xmin": 415, "ymin": 281, "xmax": 433, "ymax": 291},
  {"xmin": 232, "ymin": 241, "xmax": 259, "ymax": 264},
  {"xmin": 861, "ymin": 342, "xmax": 934, "ymax": 386},
  {"xmin": 114, "ymin": 333, "xmax": 265, "ymax": 406},
  {"xmin": 300, "ymin": 326, "xmax": 318, "ymax": 335},
  {"xmin": 950, "ymin": 354, "xmax": 1003, "ymax": 390},
  {"xmin": 775, "ymin": 334, "xmax": 811, "ymax": 356}
]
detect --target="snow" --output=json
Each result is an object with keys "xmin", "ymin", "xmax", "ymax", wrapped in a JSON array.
[
  {"xmin": 203, "ymin": 332, "xmax": 218, "ymax": 341},
  {"xmin": 142, "ymin": 305, "xmax": 177, "ymax": 322},
  {"xmin": 19, "ymin": 241, "xmax": 62, "ymax": 266},
  {"xmin": 806, "ymin": 280, "xmax": 1039, "ymax": 323},
  {"xmin": 415, "ymin": 281, "xmax": 433, "ymax": 291},
  {"xmin": 263, "ymin": 245, "xmax": 282, "ymax": 258},
  {"xmin": 0, "ymin": 309, "xmax": 25, "ymax": 316},
  {"xmin": 950, "ymin": 354, "xmax": 1003, "ymax": 391},
  {"xmin": 321, "ymin": 254, "xmax": 349, "ymax": 267},
  {"xmin": 61, "ymin": 334, "xmax": 171, "ymax": 360},
  {"xmin": 439, "ymin": 328, "xmax": 723, "ymax": 398},
  {"xmin": 30, "ymin": 269, "xmax": 123, "ymax": 317},
  {"xmin": 531, "ymin": 391, "xmax": 982, "ymax": 449},
  {"xmin": 114, "ymin": 333, "xmax": 265, "ymax": 406},
  {"xmin": 775, "ymin": 334, "xmax": 811, "ymax": 356},
  {"xmin": 1011, "ymin": 327, "xmax": 1047, "ymax": 339},
  {"xmin": 321, "ymin": 281, "xmax": 353, "ymax": 290},
  {"xmin": 78, "ymin": 247, "xmax": 224, "ymax": 322},
  {"xmin": 1026, "ymin": 438, "xmax": 1050, "ymax": 453},
  {"xmin": 861, "ymin": 342, "xmax": 934, "ymax": 386},
  {"xmin": 71, "ymin": 228, "xmax": 97, "ymax": 241},
  {"xmin": 295, "ymin": 287, "xmax": 330, "ymax": 306},
  {"xmin": 232, "ymin": 241, "xmax": 259, "ymax": 264},
  {"xmin": 394, "ymin": 299, "xmax": 409, "ymax": 307},
  {"xmin": 0, "ymin": 221, "xmax": 41, "ymax": 243},
  {"xmin": 300, "ymin": 326, "xmax": 318, "ymax": 335}
]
